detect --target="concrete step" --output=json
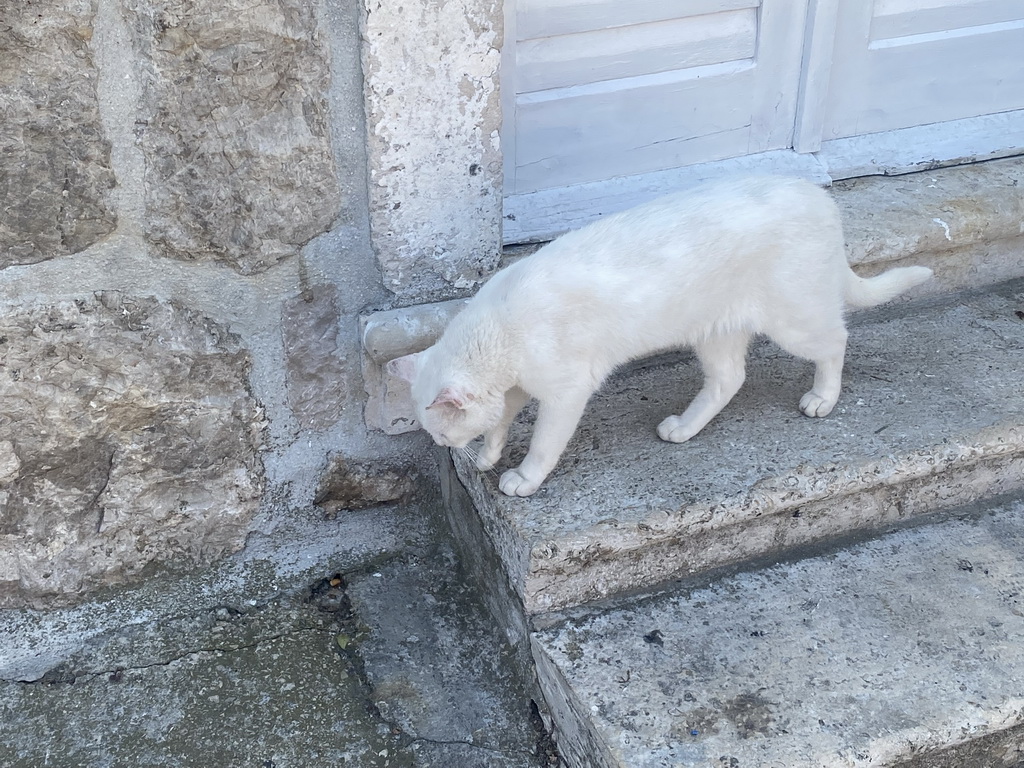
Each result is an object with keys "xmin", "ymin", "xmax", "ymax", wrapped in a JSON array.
[
  {"xmin": 531, "ymin": 495, "xmax": 1024, "ymax": 768},
  {"xmin": 447, "ymin": 280, "xmax": 1024, "ymax": 615}
]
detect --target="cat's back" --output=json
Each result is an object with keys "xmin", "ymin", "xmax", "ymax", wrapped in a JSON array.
[
  {"xmin": 467, "ymin": 176, "xmax": 843, "ymax": 364},
  {"xmin": 518, "ymin": 176, "xmax": 838, "ymax": 281},
  {"xmin": 480, "ymin": 177, "xmax": 840, "ymax": 342}
]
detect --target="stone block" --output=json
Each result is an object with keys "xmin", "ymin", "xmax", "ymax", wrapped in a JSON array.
[
  {"xmin": 360, "ymin": 299, "xmax": 468, "ymax": 434},
  {"xmin": 0, "ymin": 293, "xmax": 265, "ymax": 608},
  {"xmin": 362, "ymin": 0, "xmax": 503, "ymax": 302},
  {"xmin": 837, "ymin": 157, "xmax": 1024, "ymax": 269},
  {"xmin": 533, "ymin": 498, "xmax": 1024, "ymax": 768},
  {"xmin": 0, "ymin": 1, "xmax": 117, "ymax": 267},
  {"xmin": 124, "ymin": 0, "xmax": 341, "ymax": 273}
]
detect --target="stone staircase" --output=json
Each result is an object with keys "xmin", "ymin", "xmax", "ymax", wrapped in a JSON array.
[
  {"xmin": 531, "ymin": 496, "xmax": 1024, "ymax": 768},
  {"xmin": 408, "ymin": 161, "xmax": 1024, "ymax": 767},
  {"xmin": 441, "ymin": 279, "xmax": 1024, "ymax": 768}
]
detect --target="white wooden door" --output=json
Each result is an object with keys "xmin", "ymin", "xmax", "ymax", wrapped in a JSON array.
[
  {"xmin": 502, "ymin": 0, "xmax": 1024, "ymax": 243},
  {"xmin": 811, "ymin": 0, "xmax": 1024, "ymax": 177},
  {"xmin": 826, "ymin": 0, "xmax": 1024, "ymax": 139},
  {"xmin": 502, "ymin": 0, "xmax": 821, "ymax": 242}
]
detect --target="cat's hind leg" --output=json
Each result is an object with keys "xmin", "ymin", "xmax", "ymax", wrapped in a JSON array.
[
  {"xmin": 769, "ymin": 323, "xmax": 848, "ymax": 418},
  {"xmin": 799, "ymin": 349, "xmax": 845, "ymax": 417},
  {"xmin": 658, "ymin": 332, "xmax": 749, "ymax": 443},
  {"xmin": 477, "ymin": 387, "xmax": 529, "ymax": 471}
]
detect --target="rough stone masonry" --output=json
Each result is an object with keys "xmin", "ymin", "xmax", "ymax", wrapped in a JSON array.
[
  {"xmin": 0, "ymin": 2, "xmax": 118, "ymax": 267},
  {"xmin": 0, "ymin": 294, "xmax": 264, "ymax": 608},
  {"xmin": 0, "ymin": 0, "xmax": 361, "ymax": 608},
  {"xmin": 123, "ymin": 0, "xmax": 341, "ymax": 274}
]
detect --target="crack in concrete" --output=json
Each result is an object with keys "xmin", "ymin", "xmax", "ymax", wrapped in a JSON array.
[
  {"xmin": 406, "ymin": 734, "xmax": 538, "ymax": 761},
  {"xmin": 8, "ymin": 624, "xmax": 326, "ymax": 686},
  {"xmin": 967, "ymin": 317, "xmax": 1021, "ymax": 349},
  {"xmin": 369, "ymin": 690, "xmax": 548, "ymax": 763}
]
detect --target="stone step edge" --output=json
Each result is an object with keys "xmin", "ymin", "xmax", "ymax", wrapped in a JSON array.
[
  {"xmin": 361, "ymin": 157, "xmax": 1024, "ymax": 434},
  {"xmin": 531, "ymin": 639, "xmax": 617, "ymax": 768},
  {"xmin": 452, "ymin": 423, "xmax": 1024, "ymax": 615}
]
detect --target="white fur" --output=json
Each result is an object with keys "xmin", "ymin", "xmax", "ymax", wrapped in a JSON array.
[{"xmin": 390, "ymin": 176, "xmax": 932, "ymax": 497}]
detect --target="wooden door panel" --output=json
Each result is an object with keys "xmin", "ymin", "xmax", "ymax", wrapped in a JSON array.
[
  {"xmin": 823, "ymin": 2, "xmax": 1024, "ymax": 139},
  {"xmin": 871, "ymin": 0, "xmax": 1024, "ymax": 39},
  {"xmin": 506, "ymin": 0, "xmax": 807, "ymax": 196},
  {"xmin": 516, "ymin": 10, "xmax": 757, "ymax": 93},
  {"xmin": 515, "ymin": 64, "xmax": 755, "ymax": 191},
  {"xmin": 515, "ymin": 0, "xmax": 757, "ymax": 39}
]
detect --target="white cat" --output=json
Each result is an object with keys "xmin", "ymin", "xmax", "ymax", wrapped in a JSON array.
[{"xmin": 388, "ymin": 176, "xmax": 932, "ymax": 497}]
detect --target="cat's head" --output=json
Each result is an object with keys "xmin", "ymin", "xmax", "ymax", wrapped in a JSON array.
[{"xmin": 387, "ymin": 350, "xmax": 504, "ymax": 448}]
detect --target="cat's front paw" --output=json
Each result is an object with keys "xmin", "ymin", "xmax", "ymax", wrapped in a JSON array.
[
  {"xmin": 799, "ymin": 391, "xmax": 837, "ymax": 418},
  {"xmin": 499, "ymin": 468, "xmax": 541, "ymax": 497},
  {"xmin": 656, "ymin": 415, "xmax": 698, "ymax": 444}
]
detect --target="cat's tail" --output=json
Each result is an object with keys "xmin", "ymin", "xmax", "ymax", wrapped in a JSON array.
[{"xmin": 843, "ymin": 265, "xmax": 933, "ymax": 308}]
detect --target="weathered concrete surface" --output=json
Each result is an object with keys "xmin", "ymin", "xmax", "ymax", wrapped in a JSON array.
[
  {"xmin": 0, "ymin": 293, "xmax": 264, "ymax": 609},
  {"xmin": 347, "ymin": 538, "xmax": 547, "ymax": 767},
  {"xmin": 0, "ymin": 505, "xmax": 410, "ymax": 683},
  {"xmin": 124, "ymin": 0, "xmax": 341, "ymax": 273},
  {"xmin": 362, "ymin": 0, "xmax": 503, "ymax": 301},
  {"xmin": 361, "ymin": 157, "xmax": 1024, "ymax": 435},
  {"xmin": 282, "ymin": 282, "xmax": 350, "ymax": 431},
  {"xmin": 3, "ymin": 614, "xmax": 404, "ymax": 768},
  {"xmin": 0, "ymin": 1, "xmax": 117, "ymax": 267},
  {"xmin": 533, "ymin": 496, "xmax": 1024, "ymax": 768},
  {"xmin": 451, "ymin": 281, "xmax": 1024, "ymax": 614},
  {"xmin": 0, "ymin": 502, "xmax": 552, "ymax": 767}
]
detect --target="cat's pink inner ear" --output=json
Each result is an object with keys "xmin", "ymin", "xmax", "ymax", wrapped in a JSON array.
[
  {"xmin": 386, "ymin": 353, "xmax": 420, "ymax": 383},
  {"xmin": 428, "ymin": 386, "xmax": 472, "ymax": 410}
]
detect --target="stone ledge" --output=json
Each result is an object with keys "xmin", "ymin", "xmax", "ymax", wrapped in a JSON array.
[
  {"xmin": 360, "ymin": 157, "xmax": 1024, "ymax": 434},
  {"xmin": 838, "ymin": 157, "xmax": 1024, "ymax": 268},
  {"xmin": 453, "ymin": 281, "xmax": 1024, "ymax": 614}
]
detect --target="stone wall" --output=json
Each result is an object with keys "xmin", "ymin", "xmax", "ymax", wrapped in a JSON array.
[
  {"xmin": 0, "ymin": 294, "xmax": 264, "ymax": 607},
  {"xmin": 124, "ymin": 0, "xmax": 342, "ymax": 274},
  {"xmin": 0, "ymin": 0, "xmax": 488, "ymax": 608},
  {"xmin": 0, "ymin": 2, "xmax": 117, "ymax": 266}
]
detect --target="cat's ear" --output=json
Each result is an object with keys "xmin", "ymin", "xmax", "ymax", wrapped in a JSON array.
[
  {"xmin": 386, "ymin": 352, "xmax": 421, "ymax": 383},
  {"xmin": 427, "ymin": 386, "xmax": 474, "ymax": 410}
]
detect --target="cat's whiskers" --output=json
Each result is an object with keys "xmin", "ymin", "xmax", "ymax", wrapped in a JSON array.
[{"xmin": 457, "ymin": 443, "xmax": 500, "ymax": 480}]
